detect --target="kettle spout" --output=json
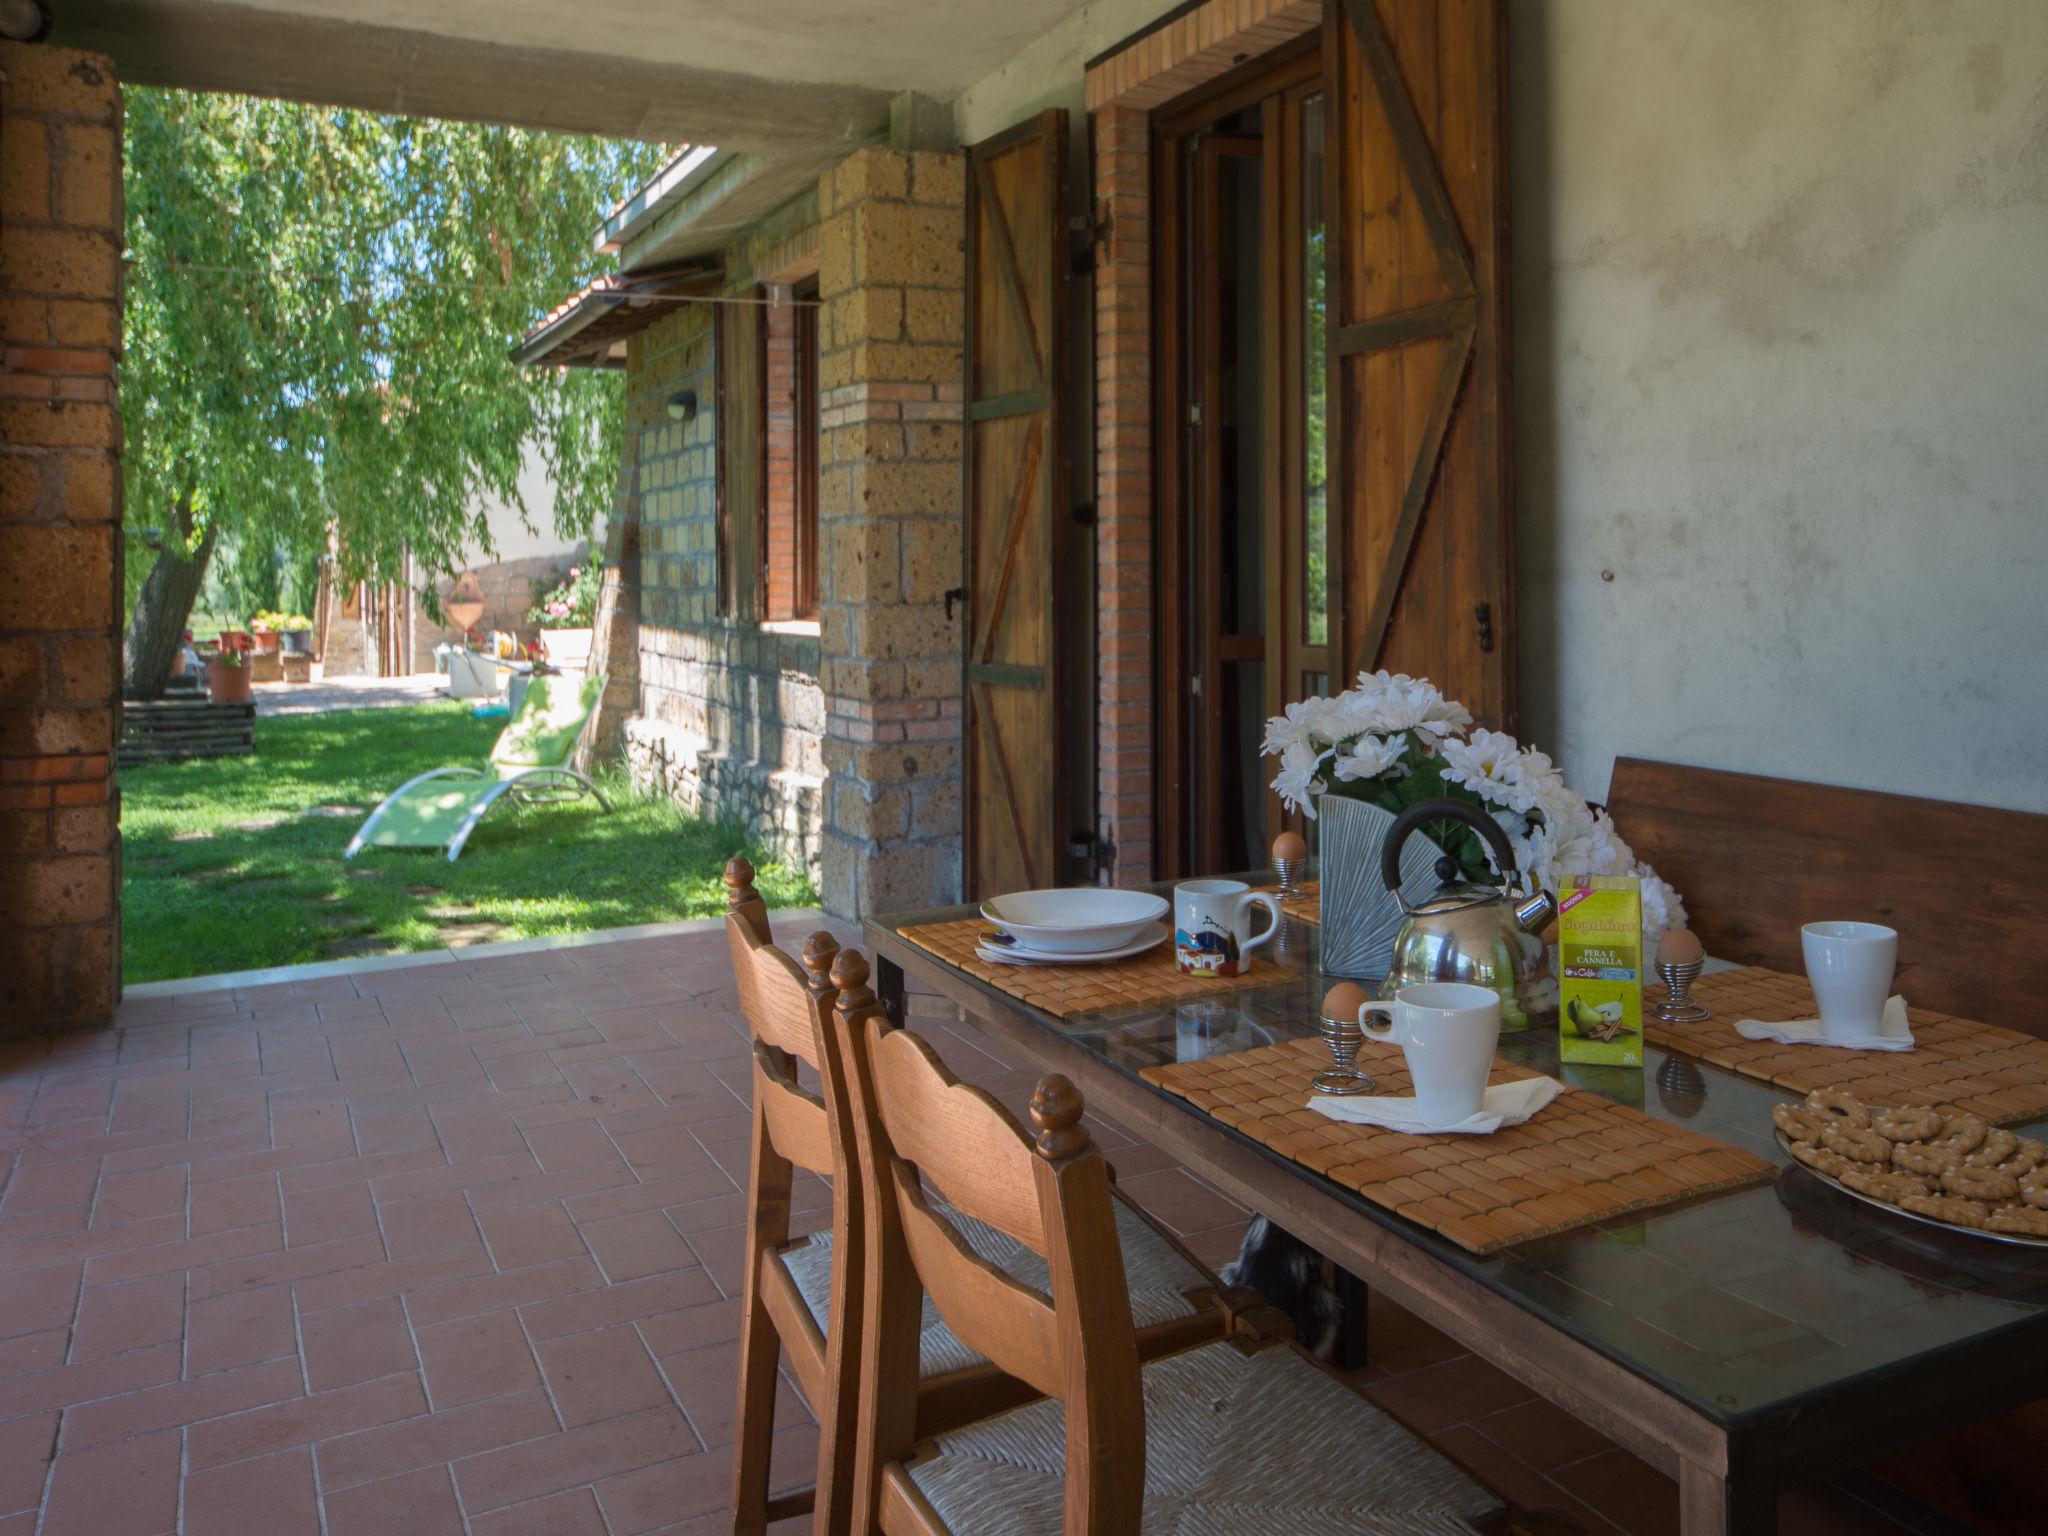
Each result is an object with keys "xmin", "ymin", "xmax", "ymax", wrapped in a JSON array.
[{"xmin": 1512, "ymin": 889, "xmax": 1558, "ymax": 935}]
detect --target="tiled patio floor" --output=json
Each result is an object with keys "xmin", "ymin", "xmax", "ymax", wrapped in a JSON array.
[{"xmin": 0, "ymin": 921, "xmax": 1952, "ymax": 1534}]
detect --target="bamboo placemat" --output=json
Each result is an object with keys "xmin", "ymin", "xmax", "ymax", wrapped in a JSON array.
[
  {"xmin": 1255, "ymin": 880, "xmax": 1320, "ymax": 926},
  {"xmin": 1651, "ymin": 967, "xmax": 2048, "ymax": 1126},
  {"xmin": 897, "ymin": 919, "xmax": 1284, "ymax": 1019},
  {"xmin": 1141, "ymin": 1037, "xmax": 1770, "ymax": 1254}
]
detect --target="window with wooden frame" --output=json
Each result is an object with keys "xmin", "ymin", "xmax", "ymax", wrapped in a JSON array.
[
  {"xmin": 716, "ymin": 294, "xmax": 764, "ymax": 621},
  {"xmin": 760, "ymin": 280, "xmax": 820, "ymax": 624}
]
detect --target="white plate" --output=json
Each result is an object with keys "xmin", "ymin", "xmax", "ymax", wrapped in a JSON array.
[
  {"xmin": 979, "ymin": 887, "xmax": 1170, "ymax": 954},
  {"xmin": 975, "ymin": 923, "xmax": 1168, "ymax": 967}
]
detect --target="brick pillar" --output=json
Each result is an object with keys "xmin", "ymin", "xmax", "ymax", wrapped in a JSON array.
[
  {"xmin": 0, "ymin": 44, "xmax": 125, "ymax": 1036},
  {"xmin": 1094, "ymin": 107, "xmax": 1154, "ymax": 886},
  {"xmin": 814, "ymin": 147, "xmax": 966, "ymax": 919}
]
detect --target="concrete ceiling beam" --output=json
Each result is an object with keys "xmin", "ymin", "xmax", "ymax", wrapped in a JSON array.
[{"xmin": 50, "ymin": 0, "xmax": 893, "ymax": 150}]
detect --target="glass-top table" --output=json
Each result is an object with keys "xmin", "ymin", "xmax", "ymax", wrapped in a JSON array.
[{"xmin": 863, "ymin": 882, "xmax": 2048, "ymax": 1536}]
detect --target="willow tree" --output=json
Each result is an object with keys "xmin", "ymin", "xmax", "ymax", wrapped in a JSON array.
[{"xmin": 121, "ymin": 89, "xmax": 664, "ymax": 695}]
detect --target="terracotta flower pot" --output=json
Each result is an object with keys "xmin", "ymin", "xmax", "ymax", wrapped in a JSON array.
[{"xmin": 206, "ymin": 655, "xmax": 253, "ymax": 704}]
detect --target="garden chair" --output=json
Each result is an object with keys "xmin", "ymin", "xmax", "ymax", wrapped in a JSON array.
[{"xmin": 344, "ymin": 672, "xmax": 610, "ymax": 863}]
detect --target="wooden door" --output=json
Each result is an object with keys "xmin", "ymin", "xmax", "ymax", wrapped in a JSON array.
[
  {"xmin": 963, "ymin": 110, "xmax": 1067, "ymax": 899},
  {"xmin": 1328, "ymin": 0, "xmax": 1513, "ymax": 725}
]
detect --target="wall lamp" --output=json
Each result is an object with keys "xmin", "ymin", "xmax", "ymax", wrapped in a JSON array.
[
  {"xmin": 666, "ymin": 390, "xmax": 698, "ymax": 423},
  {"xmin": 0, "ymin": 1, "xmax": 52, "ymax": 41}
]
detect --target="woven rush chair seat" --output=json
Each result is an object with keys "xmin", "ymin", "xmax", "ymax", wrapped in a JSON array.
[
  {"xmin": 899, "ymin": 1336, "xmax": 1495, "ymax": 1535},
  {"xmin": 779, "ymin": 1189, "xmax": 1210, "ymax": 1378}
]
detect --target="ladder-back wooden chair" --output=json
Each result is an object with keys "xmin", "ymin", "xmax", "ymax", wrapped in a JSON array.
[
  {"xmin": 831, "ymin": 945, "xmax": 1531, "ymax": 1536},
  {"xmin": 721, "ymin": 864, "xmax": 1235, "ymax": 1536}
]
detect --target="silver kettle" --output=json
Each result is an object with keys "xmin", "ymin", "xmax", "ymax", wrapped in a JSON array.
[{"xmin": 1378, "ymin": 798, "xmax": 1559, "ymax": 1030}]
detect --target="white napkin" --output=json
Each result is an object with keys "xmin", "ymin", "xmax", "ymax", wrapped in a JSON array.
[
  {"xmin": 1307, "ymin": 1075, "xmax": 1564, "ymax": 1136},
  {"xmin": 1734, "ymin": 995, "xmax": 1915, "ymax": 1052}
]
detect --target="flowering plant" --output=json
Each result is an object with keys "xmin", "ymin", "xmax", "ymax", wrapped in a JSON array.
[
  {"xmin": 1262, "ymin": 672, "xmax": 1687, "ymax": 944},
  {"xmin": 527, "ymin": 563, "xmax": 600, "ymax": 630},
  {"xmin": 249, "ymin": 610, "xmax": 311, "ymax": 632}
]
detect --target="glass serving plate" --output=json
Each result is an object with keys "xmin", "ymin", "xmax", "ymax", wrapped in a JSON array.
[{"xmin": 1773, "ymin": 1125, "xmax": 2048, "ymax": 1250}]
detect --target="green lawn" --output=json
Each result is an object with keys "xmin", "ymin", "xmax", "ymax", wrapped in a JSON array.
[{"xmin": 120, "ymin": 701, "xmax": 814, "ymax": 985}]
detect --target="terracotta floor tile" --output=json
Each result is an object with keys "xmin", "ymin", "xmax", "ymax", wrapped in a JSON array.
[
  {"xmin": 638, "ymin": 1296, "xmax": 740, "ymax": 1359},
  {"xmin": 1113, "ymin": 1168, "xmax": 1246, "ymax": 1235},
  {"xmin": 0, "ymin": 1331, "xmax": 65, "ymax": 1376},
  {"xmin": 185, "ymin": 1282, "xmax": 299, "ymax": 1377},
  {"xmin": 70, "ymin": 1270, "xmax": 185, "ymax": 1360},
  {"xmin": 299, "ymin": 1294, "xmax": 418, "ymax": 1391},
  {"xmin": 82, "ymin": 1220, "xmax": 281, "ymax": 1286},
  {"xmin": 1426, "ymin": 1424, "xmax": 1616, "ymax": 1535},
  {"xmin": 292, "ymin": 1241, "xmax": 494, "ymax": 1315},
  {"xmin": 407, "ymin": 1255, "xmax": 607, "ymax": 1328},
  {"xmin": 282, "ymin": 1179, "xmax": 378, "ymax": 1247},
  {"xmin": 524, "ymin": 1119, "xmax": 624, "ymax": 1174},
  {"xmin": 582, "ymin": 1208, "xmax": 701, "ymax": 1284},
  {"xmin": 1474, "ymin": 1396, "xmax": 1620, "ymax": 1473},
  {"xmin": 182, "ymin": 1446, "xmax": 320, "ymax": 1536},
  {"xmin": 453, "ymin": 1403, "xmax": 699, "ymax": 1512},
  {"xmin": 92, "ymin": 1165, "xmax": 188, "ymax": 1226},
  {"xmin": 478, "ymin": 1201, "xmax": 588, "ymax": 1271},
  {"xmin": 1548, "ymin": 1446, "xmax": 1681, "ymax": 1536},
  {"xmin": 325, "ymin": 1464, "xmax": 468, "ymax": 1536},
  {"xmin": 469, "ymin": 1486, "xmax": 610, "ymax": 1536},
  {"xmin": 315, "ymin": 1387, "xmax": 558, "ymax": 1492},
  {"xmin": 1363, "ymin": 1351, "xmax": 1537, "ymax": 1437},
  {"xmin": 186, "ymin": 1372, "xmax": 428, "ymax": 1472},
  {"xmin": 60, "ymin": 1357, "xmax": 305, "ymax": 1452},
  {"xmin": 536, "ymin": 1323, "xmax": 671, "ymax": 1426},
  {"xmin": 39, "ymin": 1426, "xmax": 181, "ymax": 1536},
  {"xmin": 417, "ymin": 1310, "xmax": 543, "ymax": 1408},
  {"xmin": 665, "ymin": 1340, "xmax": 812, "ymax": 1448},
  {"xmin": 0, "ymin": 1341, "xmax": 181, "ymax": 1420},
  {"xmin": 0, "ymin": 1412, "xmax": 56, "ymax": 1515},
  {"xmin": 0, "ymin": 1262, "xmax": 81, "ymax": 1338},
  {"xmin": 379, "ymin": 1189, "xmax": 483, "ymax": 1260}
]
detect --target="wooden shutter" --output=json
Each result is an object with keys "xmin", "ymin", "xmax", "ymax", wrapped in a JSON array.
[
  {"xmin": 964, "ymin": 110, "xmax": 1067, "ymax": 899},
  {"xmin": 1329, "ymin": 0, "xmax": 1513, "ymax": 724},
  {"xmin": 717, "ymin": 297, "xmax": 764, "ymax": 619}
]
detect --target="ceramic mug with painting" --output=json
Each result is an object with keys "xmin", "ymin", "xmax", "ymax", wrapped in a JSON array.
[{"xmin": 1174, "ymin": 879, "xmax": 1282, "ymax": 977}]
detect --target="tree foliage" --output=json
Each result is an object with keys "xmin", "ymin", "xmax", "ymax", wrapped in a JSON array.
[{"xmin": 121, "ymin": 88, "xmax": 664, "ymax": 686}]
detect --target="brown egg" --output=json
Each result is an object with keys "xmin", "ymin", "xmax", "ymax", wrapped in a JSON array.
[
  {"xmin": 1656, "ymin": 928, "xmax": 1705, "ymax": 967},
  {"xmin": 1323, "ymin": 981, "xmax": 1371, "ymax": 1022},
  {"xmin": 1272, "ymin": 830, "xmax": 1309, "ymax": 861}
]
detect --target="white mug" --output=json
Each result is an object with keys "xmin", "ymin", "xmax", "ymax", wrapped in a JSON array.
[
  {"xmin": 1801, "ymin": 921, "xmax": 1897, "ymax": 1040},
  {"xmin": 1357, "ymin": 982, "xmax": 1502, "ymax": 1127},
  {"xmin": 1174, "ymin": 879, "xmax": 1281, "ymax": 977}
]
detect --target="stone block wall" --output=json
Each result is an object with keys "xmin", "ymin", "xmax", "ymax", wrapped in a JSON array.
[
  {"xmin": 0, "ymin": 43, "xmax": 124, "ymax": 1036},
  {"xmin": 409, "ymin": 547, "xmax": 586, "ymax": 670},
  {"xmin": 813, "ymin": 148, "xmax": 967, "ymax": 918}
]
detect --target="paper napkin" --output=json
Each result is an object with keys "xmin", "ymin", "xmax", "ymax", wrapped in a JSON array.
[
  {"xmin": 1307, "ymin": 1074, "xmax": 1564, "ymax": 1136},
  {"xmin": 1734, "ymin": 995, "xmax": 1915, "ymax": 1052}
]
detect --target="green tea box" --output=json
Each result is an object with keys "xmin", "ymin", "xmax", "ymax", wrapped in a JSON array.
[{"xmin": 1558, "ymin": 874, "xmax": 1644, "ymax": 1067}]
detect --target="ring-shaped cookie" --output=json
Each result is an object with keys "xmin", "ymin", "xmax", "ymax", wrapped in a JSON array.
[
  {"xmin": 1788, "ymin": 1140, "xmax": 1853, "ymax": 1180},
  {"xmin": 1997, "ymin": 1140, "xmax": 2048, "ymax": 1177},
  {"xmin": 1871, "ymin": 1106, "xmax": 1943, "ymax": 1143},
  {"xmin": 1942, "ymin": 1165, "xmax": 2019, "ymax": 1203},
  {"xmin": 1803, "ymin": 1087, "xmax": 1870, "ymax": 1128},
  {"xmin": 1772, "ymin": 1103, "xmax": 1830, "ymax": 1143},
  {"xmin": 1986, "ymin": 1206, "xmax": 2048, "ymax": 1238},
  {"xmin": 1840, "ymin": 1167, "xmax": 1928, "ymax": 1203},
  {"xmin": 1892, "ymin": 1141, "xmax": 1958, "ymax": 1177},
  {"xmin": 1934, "ymin": 1113, "xmax": 1989, "ymax": 1156},
  {"xmin": 1899, "ymin": 1192, "xmax": 1989, "ymax": 1228},
  {"xmin": 1820, "ymin": 1123, "xmax": 1892, "ymax": 1164},
  {"xmin": 1963, "ymin": 1129, "xmax": 2020, "ymax": 1168}
]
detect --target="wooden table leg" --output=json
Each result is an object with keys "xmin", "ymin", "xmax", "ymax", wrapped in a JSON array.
[
  {"xmin": 1679, "ymin": 1459, "xmax": 1774, "ymax": 1536},
  {"xmin": 1332, "ymin": 1264, "xmax": 1371, "ymax": 1369},
  {"xmin": 876, "ymin": 954, "xmax": 907, "ymax": 1029}
]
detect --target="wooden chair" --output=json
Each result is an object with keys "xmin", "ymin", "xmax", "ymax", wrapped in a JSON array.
[
  {"xmin": 721, "ymin": 863, "xmax": 1236, "ymax": 1536},
  {"xmin": 830, "ymin": 945, "xmax": 1528, "ymax": 1536}
]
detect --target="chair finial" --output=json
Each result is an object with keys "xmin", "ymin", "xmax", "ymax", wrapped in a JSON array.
[
  {"xmin": 724, "ymin": 856, "xmax": 758, "ymax": 911},
  {"xmin": 800, "ymin": 931, "xmax": 840, "ymax": 996},
  {"xmin": 1029, "ymin": 1075, "xmax": 1091, "ymax": 1160},
  {"xmin": 831, "ymin": 947, "xmax": 875, "ymax": 1014}
]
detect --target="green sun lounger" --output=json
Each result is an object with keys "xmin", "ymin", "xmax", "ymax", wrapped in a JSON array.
[{"xmin": 346, "ymin": 672, "xmax": 611, "ymax": 862}]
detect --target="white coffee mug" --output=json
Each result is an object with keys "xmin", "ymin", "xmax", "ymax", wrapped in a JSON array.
[
  {"xmin": 1357, "ymin": 982, "xmax": 1502, "ymax": 1128},
  {"xmin": 1174, "ymin": 879, "xmax": 1281, "ymax": 977},
  {"xmin": 1801, "ymin": 921, "xmax": 1897, "ymax": 1040}
]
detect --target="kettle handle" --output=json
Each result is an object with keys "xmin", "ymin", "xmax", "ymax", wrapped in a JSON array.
[{"xmin": 1379, "ymin": 797, "xmax": 1520, "ymax": 899}]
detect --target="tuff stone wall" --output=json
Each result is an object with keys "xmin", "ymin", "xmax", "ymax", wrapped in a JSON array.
[
  {"xmin": 813, "ymin": 148, "xmax": 966, "ymax": 918},
  {"xmin": 409, "ymin": 548, "xmax": 585, "ymax": 671},
  {"xmin": 0, "ymin": 43, "xmax": 125, "ymax": 1036},
  {"xmin": 621, "ymin": 254, "xmax": 826, "ymax": 882}
]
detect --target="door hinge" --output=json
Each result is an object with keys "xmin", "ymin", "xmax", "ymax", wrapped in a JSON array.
[
  {"xmin": 1188, "ymin": 403, "xmax": 1203, "ymax": 428},
  {"xmin": 1070, "ymin": 828, "xmax": 1117, "ymax": 883},
  {"xmin": 1475, "ymin": 601, "xmax": 1494, "ymax": 654},
  {"xmin": 1190, "ymin": 672, "xmax": 1204, "ymax": 697},
  {"xmin": 944, "ymin": 587, "xmax": 967, "ymax": 622}
]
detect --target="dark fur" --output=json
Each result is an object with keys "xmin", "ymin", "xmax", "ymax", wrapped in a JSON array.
[{"xmin": 1220, "ymin": 1216, "xmax": 1343, "ymax": 1359}]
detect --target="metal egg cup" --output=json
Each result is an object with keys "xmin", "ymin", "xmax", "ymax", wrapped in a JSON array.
[
  {"xmin": 1312, "ymin": 1011, "xmax": 1375, "ymax": 1097},
  {"xmin": 1273, "ymin": 856, "xmax": 1310, "ymax": 899},
  {"xmin": 1652, "ymin": 958, "xmax": 1711, "ymax": 1022}
]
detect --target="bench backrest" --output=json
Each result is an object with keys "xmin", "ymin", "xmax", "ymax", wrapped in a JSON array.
[{"xmin": 1606, "ymin": 757, "xmax": 2047, "ymax": 1036}]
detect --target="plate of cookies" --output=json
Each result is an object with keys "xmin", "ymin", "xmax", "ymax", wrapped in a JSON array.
[{"xmin": 1772, "ymin": 1088, "xmax": 2048, "ymax": 1247}]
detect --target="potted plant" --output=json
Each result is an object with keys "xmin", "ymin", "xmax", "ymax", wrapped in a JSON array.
[
  {"xmin": 205, "ymin": 636, "xmax": 254, "ymax": 704},
  {"xmin": 527, "ymin": 563, "xmax": 599, "ymax": 674},
  {"xmin": 1261, "ymin": 671, "xmax": 1687, "ymax": 973}
]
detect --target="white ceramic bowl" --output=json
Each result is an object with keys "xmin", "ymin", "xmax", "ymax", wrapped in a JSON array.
[{"xmin": 979, "ymin": 887, "xmax": 1169, "ymax": 954}]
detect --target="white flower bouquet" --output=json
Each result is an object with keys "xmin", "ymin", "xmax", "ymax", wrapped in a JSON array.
[{"xmin": 1262, "ymin": 671, "xmax": 1687, "ymax": 946}]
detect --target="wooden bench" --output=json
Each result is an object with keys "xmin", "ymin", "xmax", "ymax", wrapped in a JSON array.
[
  {"xmin": 117, "ymin": 699, "xmax": 257, "ymax": 767},
  {"xmin": 1606, "ymin": 756, "xmax": 2045, "ymax": 1038},
  {"xmin": 1608, "ymin": 756, "xmax": 2048, "ymax": 1534}
]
